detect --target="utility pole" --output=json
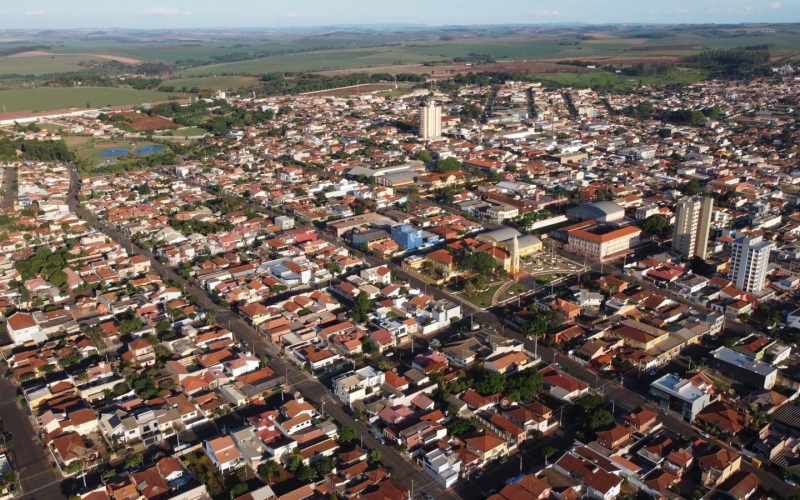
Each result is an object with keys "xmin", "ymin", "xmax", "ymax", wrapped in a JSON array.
[{"xmin": 519, "ymin": 455, "xmax": 523, "ymax": 474}]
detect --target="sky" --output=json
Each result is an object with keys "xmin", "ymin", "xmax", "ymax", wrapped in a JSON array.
[{"xmin": 0, "ymin": 0, "xmax": 797, "ymax": 29}]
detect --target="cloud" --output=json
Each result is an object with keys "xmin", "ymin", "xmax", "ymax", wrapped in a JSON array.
[
  {"xmin": 770, "ymin": 2, "xmax": 781, "ymax": 8},
  {"xmin": 26, "ymin": 9, "xmax": 44, "ymax": 16},
  {"xmin": 143, "ymin": 7, "xmax": 190, "ymax": 15},
  {"xmin": 673, "ymin": 7, "xmax": 689, "ymax": 13},
  {"xmin": 532, "ymin": 9, "xmax": 560, "ymax": 16},
  {"xmin": 285, "ymin": 11, "xmax": 299, "ymax": 18}
]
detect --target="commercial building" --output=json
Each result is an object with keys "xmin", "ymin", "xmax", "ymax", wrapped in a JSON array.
[
  {"xmin": 674, "ymin": 196, "xmax": 713, "ymax": 259},
  {"xmin": 708, "ymin": 347, "xmax": 778, "ymax": 389},
  {"xmin": 566, "ymin": 201, "xmax": 625, "ymax": 223},
  {"xmin": 729, "ymin": 235, "xmax": 774, "ymax": 293},
  {"xmin": 650, "ymin": 373, "xmax": 714, "ymax": 422},
  {"xmin": 563, "ymin": 221, "xmax": 647, "ymax": 262},
  {"xmin": 418, "ymin": 102, "xmax": 442, "ymax": 140},
  {"xmin": 391, "ymin": 224, "xmax": 423, "ymax": 251}
]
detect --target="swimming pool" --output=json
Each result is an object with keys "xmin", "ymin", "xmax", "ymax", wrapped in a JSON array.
[
  {"xmin": 135, "ymin": 145, "xmax": 165, "ymax": 155},
  {"xmin": 98, "ymin": 148, "xmax": 129, "ymax": 158}
]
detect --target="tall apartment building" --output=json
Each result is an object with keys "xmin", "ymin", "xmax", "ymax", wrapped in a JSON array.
[
  {"xmin": 729, "ymin": 235, "xmax": 774, "ymax": 293},
  {"xmin": 418, "ymin": 102, "xmax": 442, "ymax": 140},
  {"xmin": 674, "ymin": 196, "xmax": 713, "ymax": 260}
]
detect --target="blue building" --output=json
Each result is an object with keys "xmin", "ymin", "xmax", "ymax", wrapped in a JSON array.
[{"xmin": 391, "ymin": 224, "xmax": 423, "ymax": 251}]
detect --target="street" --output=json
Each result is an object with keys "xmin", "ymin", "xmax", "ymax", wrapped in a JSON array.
[{"xmin": 0, "ymin": 376, "xmax": 65, "ymax": 500}]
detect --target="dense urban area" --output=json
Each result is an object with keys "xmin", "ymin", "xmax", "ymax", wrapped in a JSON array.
[{"xmin": 3, "ymin": 56, "xmax": 800, "ymax": 500}]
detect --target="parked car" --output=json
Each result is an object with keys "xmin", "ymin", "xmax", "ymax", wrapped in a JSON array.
[
  {"xmin": 423, "ymin": 493, "xmax": 434, "ymax": 500},
  {"xmin": 699, "ymin": 431, "xmax": 710, "ymax": 439},
  {"xmin": 474, "ymin": 471, "xmax": 484, "ymax": 480}
]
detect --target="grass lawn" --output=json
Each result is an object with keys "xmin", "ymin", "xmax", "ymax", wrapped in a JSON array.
[
  {"xmin": 0, "ymin": 87, "xmax": 182, "ymax": 113},
  {"xmin": 499, "ymin": 282, "xmax": 530, "ymax": 303},
  {"xmin": 165, "ymin": 127, "xmax": 207, "ymax": 137},
  {"xmin": 459, "ymin": 284, "xmax": 502, "ymax": 309}
]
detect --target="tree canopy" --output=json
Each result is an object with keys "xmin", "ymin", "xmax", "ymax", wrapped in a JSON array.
[{"xmin": 641, "ymin": 214, "xmax": 673, "ymax": 239}]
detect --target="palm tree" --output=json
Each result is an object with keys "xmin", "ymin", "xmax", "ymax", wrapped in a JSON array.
[
  {"xmin": 205, "ymin": 309, "xmax": 217, "ymax": 327},
  {"xmin": 258, "ymin": 461, "xmax": 281, "ymax": 484}
]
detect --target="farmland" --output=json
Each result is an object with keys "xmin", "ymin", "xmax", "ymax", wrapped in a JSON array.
[
  {"xmin": 0, "ymin": 87, "xmax": 181, "ymax": 113},
  {"xmin": 0, "ymin": 25, "xmax": 798, "ymax": 114}
]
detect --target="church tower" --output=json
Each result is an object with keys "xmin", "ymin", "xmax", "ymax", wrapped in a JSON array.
[{"xmin": 510, "ymin": 234, "xmax": 520, "ymax": 276}]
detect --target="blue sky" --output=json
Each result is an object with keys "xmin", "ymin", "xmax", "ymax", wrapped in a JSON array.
[{"xmin": 0, "ymin": 1, "xmax": 796, "ymax": 29}]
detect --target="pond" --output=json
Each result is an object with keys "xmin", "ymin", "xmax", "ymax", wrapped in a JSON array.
[
  {"xmin": 135, "ymin": 145, "xmax": 165, "ymax": 155},
  {"xmin": 98, "ymin": 148, "xmax": 129, "ymax": 158}
]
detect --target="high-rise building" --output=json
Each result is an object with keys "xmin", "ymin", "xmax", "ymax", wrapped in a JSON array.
[
  {"xmin": 729, "ymin": 235, "xmax": 774, "ymax": 293},
  {"xmin": 418, "ymin": 102, "xmax": 442, "ymax": 140},
  {"xmin": 673, "ymin": 196, "xmax": 713, "ymax": 260}
]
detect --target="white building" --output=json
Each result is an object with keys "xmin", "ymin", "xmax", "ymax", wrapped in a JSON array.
[
  {"xmin": 674, "ymin": 196, "xmax": 713, "ymax": 260},
  {"xmin": 422, "ymin": 445, "xmax": 462, "ymax": 489},
  {"xmin": 333, "ymin": 366, "xmax": 385, "ymax": 405},
  {"xmin": 729, "ymin": 235, "xmax": 774, "ymax": 293},
  {"xmin": 418, "ymin": 102, "xmax": 442, "ymax": 140}
]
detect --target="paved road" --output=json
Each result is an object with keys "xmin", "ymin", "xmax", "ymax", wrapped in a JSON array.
[
  {"xmin": 2, "ymin": 166, "xmax": 16, "ymax": 209},
  {"xmin": 0, "ymin": 376, "xmax": 64, "ymax": 500},
  {"xmin": 68, "ymin": 168, "xmax": 455, "ymax": 500}
]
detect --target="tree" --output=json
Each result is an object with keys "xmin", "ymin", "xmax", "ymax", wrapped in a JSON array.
[
  {"xmin": 576, "ymin": 394, "xmax": 604, "ymax": 414},
  {"xmin": 473, "ymin": 368, "xmax": 507, "ymax": 395},
  {"xmin": 230, "ymin": 484, "xmax": 249, "ymax": 500},
  {"xmin": 205, "ymin": 309, "xmax": 217, "ymax": 327},
  {"xmin": 418, "ymin": 150, "xmax": 432, "ymax": 162},
  {"xmin": 685, "ymin": 179, "xmax": 701, "ymax": 196},
  {"xmin": 315, "ymin": 455, "xmax": 336, "ymax": 477},
  {"xmin": 351, "ymin": 291, "xmax": 373, "ymax": 324},
  {"xmin": 641, "ymin": 214, "xmax": 672, "ymax": 239},
  {"xmin": 459, "ymin": 251, "xmax": 496, "ymax": 277},
  {"xmin": 737, "ymin": 313, "xmax": 751, "ymax": 323},
  {"xmin": 369, "ymin": 449, "xmax": 382, "ymax": 463},
  {"xmin": 588, "ymin": 410, "xmax": 615, "ymax": 430},
  {"xmin": 435, "ymin": 157, "xmax": 462, "ymax": 173},
  {"xmin": 139, "ymin": 184, "xmax": 152, "ymax": 196},
  {"xmin": 338, "ymin": 426, "xmax": 356, "ymax": 443},
  {"xmin": 258, "ymin": 460, "xmax": 281, "ymax": 483},
  {"xmin": 49, "ymin": 270, "xmax": 68, "ymax": 288},
  {"xmin": 541, "ymin": 446, "xmax": 556, "ymax": 461},
  {"xmin": 445, "ymin": 418, "xmax": 476, "ymax": 436}
]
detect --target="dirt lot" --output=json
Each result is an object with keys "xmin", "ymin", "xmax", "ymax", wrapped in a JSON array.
[
  {"xmin": 303, "ymin": 83, "xmax": 401, "ymax": 97},
  {"xmin": 118, "ymin": 112, "xmax": 177, "ymax": 131}
]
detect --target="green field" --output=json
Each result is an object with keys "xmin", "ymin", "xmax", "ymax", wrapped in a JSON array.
[
  {"xmin": 167, "ymin": 127, "xmax": 207, "ymax": 137},
  {"xmin": 0, "ymin": 87, "xmax": 181, "ymax": 113},
  {"xmin": 0, "ymin": 54, "xmax": 97, "ymax": 76},
  {"xmin": 530, "ymin": 66, "xmax": 708, "ymax": 90}
]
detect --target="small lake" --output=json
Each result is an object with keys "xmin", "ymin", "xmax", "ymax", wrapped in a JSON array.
[
  {"xmin": 98, "ymin": 148, "xmax": 129, "ymax": 158},
  {"xmin": 135, "ymin": 145, "xmax": 165, "ymax": 155}
]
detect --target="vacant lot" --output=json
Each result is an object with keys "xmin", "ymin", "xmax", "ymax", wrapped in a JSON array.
[
  {"xmin": 117, "ymin": 112, "xmax": 177, "ymax": 131},
  {"xmin": 0, "ymin": 87, "xmax": 181, "ymax": 113},
  {"xmin": 302, "ymin": 82, "xmax": 411, "ymax": 97}
]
